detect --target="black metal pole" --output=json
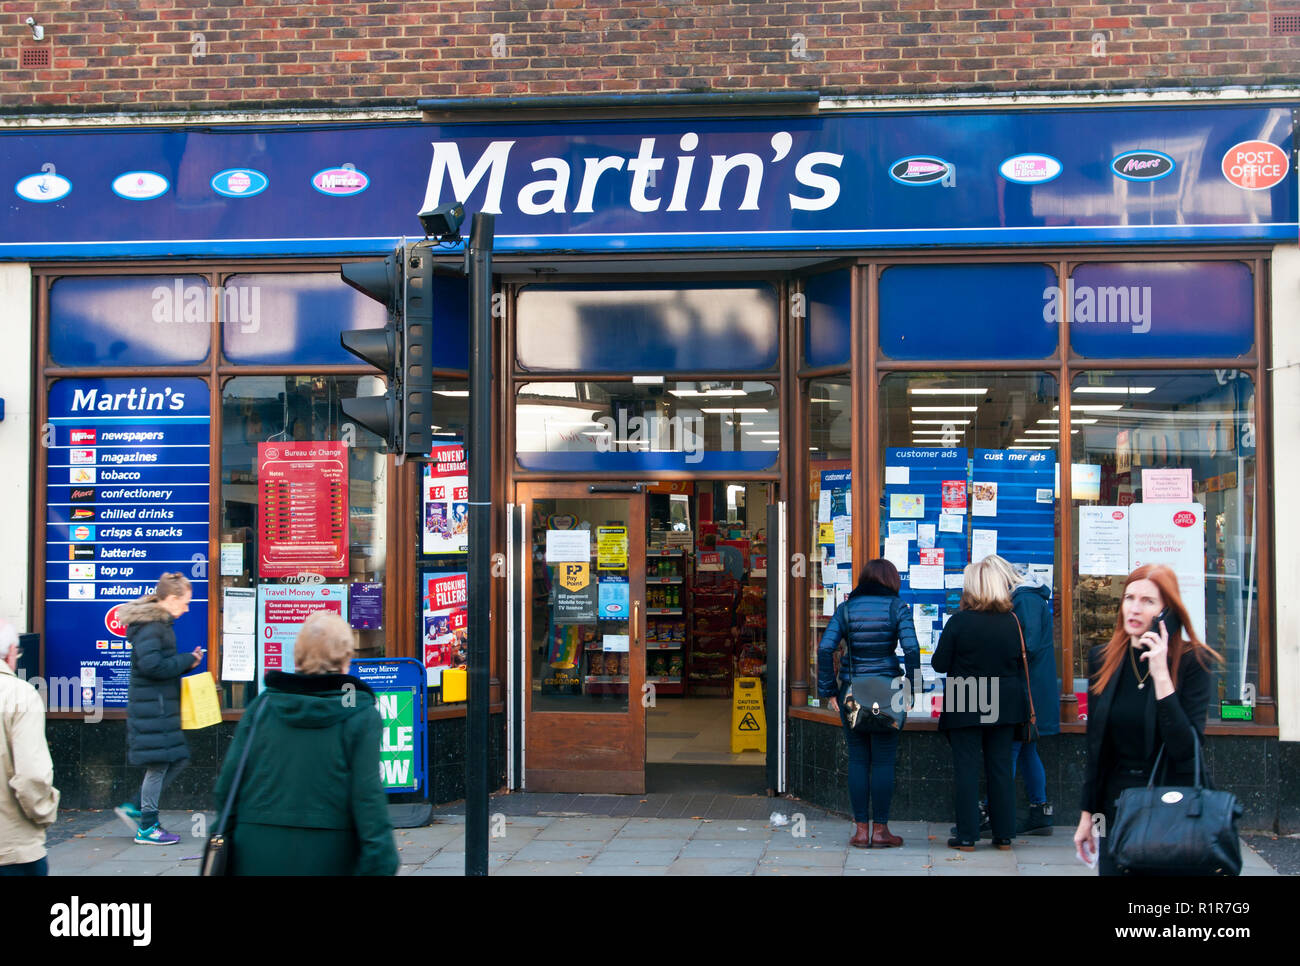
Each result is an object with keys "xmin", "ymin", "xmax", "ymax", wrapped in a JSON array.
[{"xmin": 465, "ymin": 212, "xmax": 494, "ymax": 876}]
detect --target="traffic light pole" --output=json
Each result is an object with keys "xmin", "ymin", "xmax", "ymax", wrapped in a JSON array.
[{"xmin": 465, "ymin": 212, "xmax": 494, "ymax": 877}]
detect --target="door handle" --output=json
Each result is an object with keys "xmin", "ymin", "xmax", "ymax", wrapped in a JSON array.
[{"xmin": 632, "ymin": 600, "xmax": 640, "ymax": 647}]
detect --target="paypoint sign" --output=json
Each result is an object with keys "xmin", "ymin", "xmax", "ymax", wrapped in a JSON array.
[{"xmin": 350, "ymin": 658, "xmax": 428, "ymax": 795}]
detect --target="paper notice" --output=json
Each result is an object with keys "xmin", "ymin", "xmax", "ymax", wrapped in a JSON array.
[
  {"xmin": 938, "ymin": 512, "xmax": 964, "ymax": 534},
  {"xmin": 1141, "ymin": 468, "xmax": 1194, "ymax": 503},
  {"xmin": 1027, "ymin": 563, "xmax": 1054, "ymax": 591},
  {"xmin": 833, "ymin": 516, "xmax": 852, "ymax": 564},
  {"xmin": 884, "ymin": 536, "xmax": 910, "ymax": 574},
  {"xmin": 913, "ymin": 603, "xmax": 939, "ymax": 622},
  {"xmin": 942, "ymin": 480, "xmax": 968, "ymax": 512},
  {"xmin": 602, "ymin": 634, "xmax": 630, "ymax": 653},
  {"xmin": 821, "ymin": 558, "xmax": 837, "ymax": 587},
  {"xmin": 888, "ymin": 520, "xmax": 917, "ymax": 541},
  {"xmin": 1079, "ymin": 506, "xmax": 1129, "ymax": 575},
  {"xmin": 545, "ymin": 529, "xmax": 590, "ymax": 562},
  {"xmin": 818, "ymin": 490, "xmax": 832, "ymax": 522},
  {"xmin": 909, "ymin": 565, "xmax": 944, "ymax": 590},
  {"xmin": 917, "ymin": 523, "xmax": 936, "ymax": 549},
  {"xmin": 919, "ymin": 547, "xmax": 944, "ymax": 567},
  {"xmin": 971, "ymin": 482, "xmax": 998, "ymax": 517},
  {"xmin": 885, "ymin": 465, "xmax": 910, "ymax": 486},
  {"xmin": 221, "ymin": 634, "xmax": 255, "ymax": 682},
  {"xmin": 972, "ymin": 528, "xmax": 998, "ymax": 563},
  {"xmin": 823, "ymin": 591, "xmax": 835, "ymax": 616},
  {"xmin": 220, "ymin": 542, "xmax": 243, "ymax": 577},
  {"xmin": 223, "ymin": 587, "xmax": 256, "ymax": 636},
  {"xmin": 890, "ymin": 493, "xmax": 925, "ymax": 519},
  {"xmin": 818, "ymin": 522, "xmax": 835, "ymax": 545},
  {"xmin": 945, "ymin": 573, "xmax": 965, "ymax": 589}
]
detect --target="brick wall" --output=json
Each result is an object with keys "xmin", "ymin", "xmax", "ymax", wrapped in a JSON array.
[{"xmin": 1, "ymin": 1, "xmax": 1298, "ymax": 113}]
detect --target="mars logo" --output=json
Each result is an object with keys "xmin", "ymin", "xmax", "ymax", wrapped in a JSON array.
[
  {"xmin": 105, "ymin": 604, "xmax": 129, "ymax": 637},
  {"xmin": 70, "ymin": 488, "xmax": 95, "ymax": 502},
  {"xmin": 1173, "ymin": 511, "xmax": 1197, "ymax": 528},
  {"xmin": 1111, "ymin": 150, "xmax": 1175, "ymax": 182},
  {"xmin": 1221, "ymin": 141, "xmax": 1288, "ymax": 190},
  {"xmin": 312, "ymin": 165, "xmax": 369, "ymax": 196}
]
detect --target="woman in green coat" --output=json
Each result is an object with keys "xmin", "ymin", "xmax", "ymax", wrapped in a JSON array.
[{"xmin": 213, "ymin": 611, "xmax": 398, "ymax": 876}]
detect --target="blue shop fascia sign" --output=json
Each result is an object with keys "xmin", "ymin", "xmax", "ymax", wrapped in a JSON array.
[{"xmin": 0, "ymin": 103, "xmax": 1293, "ymax": 259}]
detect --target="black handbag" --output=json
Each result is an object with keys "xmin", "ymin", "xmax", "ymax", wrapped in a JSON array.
[
  {"xmin": 1108, "ymin": 731, "xmax": 1244, "ymax": 876},
  {"xmin": 200, "ymin": 698, "xmax": 268, "ymax": 877},
  {"xmin": 844, "ymin": 675, "xmax": 906, "ymax": 733},
  {"xmin": 1012, "ymin": 615, "xmax": 1039, "ymax": 744}
]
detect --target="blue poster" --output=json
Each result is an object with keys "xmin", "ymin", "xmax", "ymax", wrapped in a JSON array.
[
  {"xmin": 598, "ymin": 576, "xmax": 630, "ymax": 620},
  {"xmin": 971, "ymin": 449, "xmax": 1057, "ymax": 579},
  {"xmin": 43, "ymin": 378, "xmax": 210, "ymax": 709}
]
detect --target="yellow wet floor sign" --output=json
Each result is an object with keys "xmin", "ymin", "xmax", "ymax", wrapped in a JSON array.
[{"xmin": 731, "ymin": 676, "xmax": 766, "ymax": 753}]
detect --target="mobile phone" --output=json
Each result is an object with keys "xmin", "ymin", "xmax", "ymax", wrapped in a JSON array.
[{"xmin": 1149, "ymin": 606, "xmax": 1182, "ymax": 642}]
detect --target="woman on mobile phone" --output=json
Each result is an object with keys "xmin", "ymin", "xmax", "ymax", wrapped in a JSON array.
[{"xmin": 1074, "ymin": 564, "xmax": 1222, "ymax": 875}]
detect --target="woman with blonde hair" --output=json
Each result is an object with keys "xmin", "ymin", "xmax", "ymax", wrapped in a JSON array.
[
  {"xmin": 213, "ymin": 610, "xmax": 398, "ymax": 875},
  {"xmin": 931, "ymin": 558, "xmax": 1029, "ymax": 850},
  {"xmin": 1074, "ymin": 564, "xmax": 1221, "ymax": 875}
]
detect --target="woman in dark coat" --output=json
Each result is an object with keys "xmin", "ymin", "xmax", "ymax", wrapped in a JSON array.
[
  {"xmin": 119, "ymin": 572, "xmax": 202, "ymax": 845},
  {"xmin": 932, "ymin": 558, "xmax": 1029, "ymax": 851},
  {"xmin": 213, "ymin": 610, "xmax": 398, "ymax": 875},
  {"xmin": 1074, "ymin": 564, "xmax": 1220, "ymax": 875},
  {"xmin": 817, "ymin": 559, "xmax": 920, "ymax": 849}
]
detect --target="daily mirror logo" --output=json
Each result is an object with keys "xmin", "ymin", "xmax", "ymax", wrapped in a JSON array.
[
  {"xmin": 418, "ymin": 132, "xmax": 846, "ymax": 218},
  {"xmin": 312, "ymin": 165, "xmax": 369, "ymax": 196}
]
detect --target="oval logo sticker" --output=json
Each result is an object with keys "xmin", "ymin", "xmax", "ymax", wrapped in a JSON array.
[
  {"xmin": 1112, "ymin": 510, "xmax": 1126, "ymax": 521},
  {"xmin": 211, "ymin": 168, "xmax": 269, "ymax": 198},
  {"xmin": 112, "ymin": 170, "xmax": 170, "ymax": 201},
  {"xmin": 1221, "ymin": 140, "xmax": 1288, "ymax": 190},
  {"xmin": 1161, "ymin": 791, "xmax": 1184, "ymax": 805},
  {"xmin": 889, "ymin": 156, "xmax": 950, "ymax": 186},
  {"xmin": 999, "ymin": 153, "xmax": 1062, "ymax": 185},
  {"xmin": 1112, "ymin": 150, "xmax": 1175, "ymax": 182},
  {"xmin": 1173, "ymin": 510, "xmax": 1197, "ymax": 528},
  {"xmin": 105, "ymin": 605, "xmax": 128, "ymax": 638},
  {"xmin": 15, "ymin": 171, "xmax": 72, "ymax": 203},
  {"xmin": 312, "ymin": 166, "xmax": 369, "ymax": 196}
]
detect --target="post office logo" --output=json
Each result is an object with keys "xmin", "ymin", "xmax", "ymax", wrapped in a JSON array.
[
  {"xmin": 888, "ymin": 156, "xmax": 951, "ymax": 186},
  {"xmin": 112, "ymin": 171, "xmax": 170, "ymax": 200},
  {"xmin": 104, "ymin": 605, "xmax": 128, "ymax": 637},
  {"xmin": 999, "ymin": 153, "xmax": 1062, "ymax": 185},
  {"xmin": 312, "ymin": 165, "xmax": 369, "ymax": 197},
  {"xmin": 15, "ymin": 170, "xmax": 72, "ymax": 203},
  {"xmin": 211, "ymin": 168, "xmax": 269, "ymax": 198},
  {"xmin": 1111, "ymin": 150, "xmax": 1175, "ymax": 182},
  {"xmin": 1221, "ymin": 140, "xmax": 1288, "ymax": 190},
  {"xmin": 1173, "ymin": 510, "xmax": 1197, "ymax": 528}
]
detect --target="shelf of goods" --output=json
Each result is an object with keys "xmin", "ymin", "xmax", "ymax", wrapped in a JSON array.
[
  {"xmin": 646, "ymin": 550, "xmax": 687, "ymax": 696},
  {"xmin": 689, "ymin": 571, "xmax": 737, "ymax": 696}
]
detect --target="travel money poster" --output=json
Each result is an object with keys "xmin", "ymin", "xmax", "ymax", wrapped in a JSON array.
[
  {"xmin": 423, "ymin": 443, "xmax": 468, "ymax": 555},
  {"xmin": 256, "ymin": 583, "xmax": 348, "ymax": 690},
  {"xmin": 257, "ymin": 441, "xmax": 348, "ymax": 578},
  {"xmin": 422, "ymin": 570, "xmax": 468, "ymax": 687},
  {"xmin": 43, "ymin": 378, "xmax": 210, "ymax": 709}
]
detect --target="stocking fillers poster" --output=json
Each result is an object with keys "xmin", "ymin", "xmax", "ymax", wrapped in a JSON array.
[{"xmin": 423, "ymin": 570, "xmax": 468, "ymax": 686}]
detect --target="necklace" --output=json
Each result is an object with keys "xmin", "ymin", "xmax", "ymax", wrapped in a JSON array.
[{"xmin": 1129, "ymin": 646, "xmax": 1151, "ymax": 690}]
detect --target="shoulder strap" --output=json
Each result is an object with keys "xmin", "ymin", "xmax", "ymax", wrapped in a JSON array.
[
  {"xmin": 1013, "ymin": 614, "xmax": 1036, "ymax": 726},
  {"xmin": 214, "ymin": 697, "xmax": 269, "ymax": 835}
]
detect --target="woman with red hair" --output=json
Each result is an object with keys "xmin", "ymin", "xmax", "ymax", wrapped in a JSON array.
[{"xmin": 1073, "ymin": 564, "xmax": 1221, "ymax": 875}]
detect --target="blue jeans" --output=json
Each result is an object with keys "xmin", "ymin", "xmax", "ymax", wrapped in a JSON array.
[
  {"xmin": 1012, "ymin": 740, "xmax": 1048, "ymax": 804},
  {"xmin": 837, "ymin": 683, "xmax": 900, "ymax": 823},
  {"xmin": 0, "ymin": 856, "xmax": 48, "ymax": 876}
]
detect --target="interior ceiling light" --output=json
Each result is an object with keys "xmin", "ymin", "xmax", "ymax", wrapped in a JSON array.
[
  {"xmin": 1024, "ymin": 428, "xmax": 1078, "ymax": 434},
  {"xmin": 702, "ymin": 407, "xmax": 768, "ymax": 414},
  {"xmin": 668, "ymin": 388, "xmax": 746, "ymax": 397},
  {"xmin": 1010, "ymin": 445, "xmax": 1052, "ymax": 450},
  {"xmin": 1053, "ymin": 404, "xmax": 1123, "ymax": 412},
  {"xmin": 809, "ymin": 397, "xmax": 838, "ymax": 403},
  {"xmin": 745, "ymin": 431, "xmax": 780, "ymax": 436},
  {"xmin": 1038, "ymin": 417, "xmax": 1098, "ymax": 425},
  {"xmin": 912, "ymin": 419, "xmax": 971, "ymax": 425},
  {"xmin": 912, "ymin": 428, "xmax": 966, "ymax": 434},
  {"xmin": 909, "ymin": 387, "xmax": 988, "ymax": 395},
  {"xmin": 910, "ymin": 406, "xmax": 978, "ymax": 413},
  {"xmin": 435, "ymin": 390, "xmax": 470, "ymax": 397},
  {"xmin": 1073, "ymin": 386, "xmax": 1155, "ymax": 395}
]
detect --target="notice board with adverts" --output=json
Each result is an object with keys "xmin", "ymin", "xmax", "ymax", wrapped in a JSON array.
[
  {"xmin": 350, "ymin": 659, "xmax": 428, "ymax": 795},
  {"xmin": 43, "ymin": 377, "xmax": 211, "ymax": 709},
  {"xmin": 422, "ymin": 571, "xmax": 467, "ymax": 687},
  {"xmin": 423, "ymin": 443, "xmax": 468, "ymax": 556},
  {"xmin": 257, "ymin": 441, "xmax": 348, "ymax": 578}
]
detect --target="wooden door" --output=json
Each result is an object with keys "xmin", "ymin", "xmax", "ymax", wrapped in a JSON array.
[{"xmin": 518, "ymin": 483, "xmax": 646, "ymax": 793}]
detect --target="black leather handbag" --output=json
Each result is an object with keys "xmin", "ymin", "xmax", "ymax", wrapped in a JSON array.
[
  {"xmin": 844, "ymin": 675, "xmax": 906, "ymax": 733},
  {"xmin": 200, "ymin": 699, "xmax": 268, "ymax": 877},
  {"xmin": 1109, "ymin": 731, "xmax": 1243, "ymax": 876}
]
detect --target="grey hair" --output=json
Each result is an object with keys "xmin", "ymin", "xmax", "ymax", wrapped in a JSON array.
[{"xmin": 0, "ymin": 621, "xmax": 18, "ymax": 660}]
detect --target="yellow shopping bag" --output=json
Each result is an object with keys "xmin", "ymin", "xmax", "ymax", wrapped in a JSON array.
[{"xmin": 180, "ymin": 671, "xmax": 222, "ymax": 730}]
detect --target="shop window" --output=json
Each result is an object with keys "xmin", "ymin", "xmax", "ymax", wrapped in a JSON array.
[
  {"xmin": 515, "ymin": 283, "xmax": 779, "ymax": 372},
  {"xmin": 805, "ymin": 377, "xmax": 850, "ymax": 706},
  {"xmin": 49, "ymin": 275, "xmax": 212, "ymax": 366},
  {"xmin": 878, "ymin": 263, "xmax": 1058, "ymax": 360},
  {"xmin": 218, "ymin": 375, "xmax": 389, "ymax": 709},
  {"xmin": 221, "ymin": 273, "xmax": 387, "ymax": 366},
  {"xmin": 878, "ymin": 372, "xmax": 1062, "ymax": 713},
  {"xmin": 1067, "ymin": 262, "xmax": 1254, "ymax": 359},
  {"xmin": 1068, "ymin": 371, "xmax": 1258, "ymax": 721},
  {"xmin": 804, "ymin": 269, "xmax": 852, "ymax": 368},
  {"xmin": 516, "ymin": 380, "xmax": 780, "ymax": 473}
]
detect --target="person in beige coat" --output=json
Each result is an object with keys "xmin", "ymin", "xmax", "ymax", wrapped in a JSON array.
[{"xmin": 0, "ymin": 621, "xmax": 59, "ymax": 875}]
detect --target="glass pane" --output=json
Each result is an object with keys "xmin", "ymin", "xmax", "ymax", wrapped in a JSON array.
[
  {"xmin": 1069, "ymin": 371, "xmax": 1258, "ymax": 720},
  {"xmin": 1067, "ymin": 262, "xmax": 1254, "ymax": 359},
  {"xmin": 517, "ymin": 282, "xmax": 779, "ymax": 372},
  {"xmin": 516, "ymin": 379, "xmax": 780, "ymax": 473},
  {"xmin": 222, "ymin": 273, "xmax": 386, "ymax": 365},
  {"xmin": 530, "ymin": 498, "xmax": 631, "ymax": 713},
  {"xmin": 879, "ymin": 372, "xmax": 1062, "ymax": 714},
  {"xmin": 50, "ymin": 275, "xmax": 211, "ymax": 366},
  {"xmin": 806, "ymin": 378, "xmax": 851, "ymax": 706},
  {"xmin": 805, "ymin": 269, "xmax": 852, "ymax": 368},
  {"xmin": 879, "ymin": 264, "xmax": 1058, "ymax": 360},
  {"xmin": 219, "ymin": 375, "xmax": 389, "ymax": 709}
]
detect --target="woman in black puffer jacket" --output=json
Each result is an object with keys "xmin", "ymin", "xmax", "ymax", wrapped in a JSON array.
[{"xmin": 817, "ymin": 559, "xmax": 920, "ymax": 848}]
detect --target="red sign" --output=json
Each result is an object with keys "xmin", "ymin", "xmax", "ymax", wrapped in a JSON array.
[
  {"xmin": 941, "ymin": 480, "xmax": 967, "ymax": 511},
  {"xmin": 104, "ymin": 604, "xmax": 128, "ymax": 638},
  {"xmin": 70, "ymin": 429, "xmax": 96, "ymax": 444},
  {"xmin": 1112, "ymin": 510, "xmax": 1125, "ymax": 520},
  {"xmin": 257, "ymin": 441, "xmax": 349, "ymax": 578},
  {"xmin": 1221, "ymin": 140, "xmax": 1289, "ymax": 190},
  {"xmin": 1173, "ymin": 511, "xmax": 1197, "ymax": 528}
]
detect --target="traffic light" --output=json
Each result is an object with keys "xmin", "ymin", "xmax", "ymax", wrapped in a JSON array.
[{"xmin": 340, "ymin": 242, "xmax": 438, "ymax": 458}]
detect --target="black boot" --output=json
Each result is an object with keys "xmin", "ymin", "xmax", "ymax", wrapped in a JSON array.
[
  {"xmin": 1020, "ymin": 802, "xmax": 1054, "ymax": 836},
  {"xmin": 949, "ymin": 801, "xmax": 991, "ymax": 840}
]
